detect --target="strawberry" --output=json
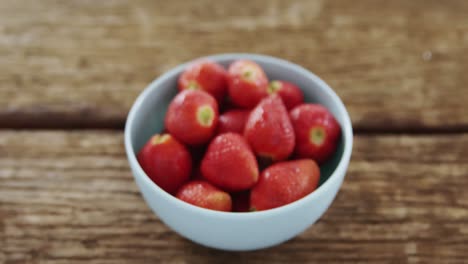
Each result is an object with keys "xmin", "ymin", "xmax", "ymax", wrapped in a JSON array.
[
  {"xmin": 165, "ymin": 90, "xmax": 218, "ymax": 145},
  {"xmin": 176, "ymin": 180, "xmax": 232, "ymax": 212},
  {"xmin": 201, "ymin": 133, "xmax": 259, "ymax": 191},
  {"xmin": 250, "ymin": 159, "xmax": 320, "ymax": 211},
  {"xmin": 227, "ymin": 60, "xmax": 268, "ymax": 108},
  {"xmin": 178, "ymin": 60, "xmax": 228, "ymax": 102},
  {"xmin": 267, "ymin": 80, "xmax": 304, "ymax": 110},
  {"xmin": 244, "ymin": 95, "xmax": 295, "ymax": 161},
  {"xmin": 216, "ymin": 110, "xmax": 250, "ymax": 134},
  {"xmin": 231, "ymin": 191, "xmax": 250, "ymax": 212},
  {"xmin": 137, "ymin": 133, "xmax": 192, "ymax": 194},
  {"xmin": 290, "ymin": 104, "xmax": 341, "ymax": 164}
]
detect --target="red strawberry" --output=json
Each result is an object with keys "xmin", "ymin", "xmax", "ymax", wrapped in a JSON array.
[
  {"xmin": 178, "ymin": 60, "xmax": 228, "ymax": 102},
  {"xmin": 244, "ymin": 95, "xmax": 295, "ymax": 161},
  {"xmin": 165, "ymin": 90, "xmax": 218, "ymax": 145},
  {"xmin": 290, "ymin": 104, "xmax": 341, "ymax": 163},
  {"xmin": 216, "ymin": 110, "xmax": 250, "ymax": 134},
  {"xmin": 176, "ymin": 180, "xmax": 232, "ymax": 212},
  {"xmin": 267, "ymin": 80, "xmax": 304, "ymax": 110},
  {"xmin": 137, "ymin": 134, "xmax": 192, "ymax": 194},
  {"xmin": 201, "ymin": 133, "xmax": 259, "ymax": 191},
  {"xmin": 231, "ymin": 191, "xmax": 250, "ymax": 212},
  {"xmin": 227, "ymin": 60, "xmax": 268, "ymax": 108},
  {"xmin": 250, "ymin": 159, "xmax": 320, "ymax": 211}
]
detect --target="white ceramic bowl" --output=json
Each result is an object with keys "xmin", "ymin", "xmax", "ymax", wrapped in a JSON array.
[{"xmin": 125, "ymin": 53, "xmax": 353, "ymax": 251}]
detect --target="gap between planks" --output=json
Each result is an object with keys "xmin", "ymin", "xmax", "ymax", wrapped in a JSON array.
[{"xmin": 1, "ymin": 121, "xmax": 468, "ymax": 135}]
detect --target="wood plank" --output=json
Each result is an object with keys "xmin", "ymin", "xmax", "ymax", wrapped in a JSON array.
[
  {"xmin": 1, "ymin": 131, "xmax": 467, "ymax": 263},
  {"xmin": 0, "ymin": 0, "xmax": 467, "ymax": 130}
]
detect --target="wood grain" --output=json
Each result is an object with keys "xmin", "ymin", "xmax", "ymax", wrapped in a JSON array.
[
  {"xmin": 1, "ymin": 0, "xmax": 467, "ymax": 130},
  {"xmin": 1, "ymin": 131, "xmax": 467, "ymax": 263}
]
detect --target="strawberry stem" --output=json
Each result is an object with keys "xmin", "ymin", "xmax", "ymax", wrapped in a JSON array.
[
  {"xmin": 267, "ymin": 81, "xmax": 281, "ymax": 94},
  {"xmin": 196, "ymin": 105, "xmax": 215, "ymax": 127},
  {"xmin": 309, "ymin": 126, "xmax": 326, "ymax": 146},
  {"xmin": 151, "ymin": 134, "xmax": 171, "ymax": 145},
  {"xmin": 241, "ymin": 67, "xmax": 257, "ymax": 82},
  {"xmin": 187, "ymin": 81, "xmax": 200, "ymax": 90}
]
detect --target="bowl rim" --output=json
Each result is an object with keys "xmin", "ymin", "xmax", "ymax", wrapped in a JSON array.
[{"xmin": 124, "ymin": 53, "xmax": 353, "ymax": 219}]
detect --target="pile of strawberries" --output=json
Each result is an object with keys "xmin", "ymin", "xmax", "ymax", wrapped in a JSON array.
[{"xmin": 137, "ymin": 59, "xmax": 341, "ymax": 212}]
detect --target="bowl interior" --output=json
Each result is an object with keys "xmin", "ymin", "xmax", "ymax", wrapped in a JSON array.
[{"xmin": 128, "ymin": 54, "xmax": 347, "ymax": 193}]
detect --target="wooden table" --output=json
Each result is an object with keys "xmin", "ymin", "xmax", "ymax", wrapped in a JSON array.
[{"xmin": 1, "ymin": 1, "xmax": 467, "ymax": 263}]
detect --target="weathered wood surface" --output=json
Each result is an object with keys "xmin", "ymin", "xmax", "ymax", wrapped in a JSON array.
[
  {"xmin": 1, "ymin": 0, "xmax": 468, "ymax": 130},
  {"xmin": 1, "ymin": 131, "xmax": 467, "ymax": 263},
  {"xmin": 1, "ymin": 1, "xmax": 467, "ymax": 263}
]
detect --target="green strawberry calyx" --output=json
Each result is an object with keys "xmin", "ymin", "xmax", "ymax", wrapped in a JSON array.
[
  {"xmin": 196, "ymin": 105, "xmax": 215, "ymax": 127},
  {"xmin": 151, "ymin": 134, "xmax": 171, "ymax": 145},
  {"xmin": 267, "ymin": 81, "xmax": 282, "ymax": 94},
  {"xmin": 309, "ymin": 126, "xmax": 326, "ymax": 146},
  {"xmin": 241, "ymin": 66, "xmax": 258, "ymax": 83},
  {"xmin": 187, "ymin": 80, "xmax": 200, "ymax": 90}
]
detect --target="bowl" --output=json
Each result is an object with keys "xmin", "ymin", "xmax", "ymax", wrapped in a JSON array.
[{"xmin": 124, "ymin": 53, "xmax": 353, "ymax": 251}]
